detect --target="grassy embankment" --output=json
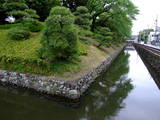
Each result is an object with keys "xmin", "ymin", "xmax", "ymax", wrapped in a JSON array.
[{"xmin": 0, "ymin": 25, "xmax": 122, "ymax": 80}]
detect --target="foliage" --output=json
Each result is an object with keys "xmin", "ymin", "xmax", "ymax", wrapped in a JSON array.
[
  {"xmin": 24, "ymin": 9, "xmax": 39, "ymax": 19},
  {"xmin": 40, "ymin": 7, "xmax": 79, "ymax": 61},
  {"xmin": 62, "ymin": 0, "xmax": 88, "ymax": 11},
  {"xmin": 62, "ymin": 0, "xmax": 138, "ymax": 45},
  {"xmin": 0, "ymin": 0, "xmax": 6, "ymax": 24},
  {"xmin": 3, "ymin": 1, "xmax": 29, "ymax": 22},
  {"xmin": 94, "ymin": 27, "xmax": 113, "ymax": 47},
  {"xmin": 20, "ymin": 8, "xmax": 43, "ymax": 32},
  {"xmin": 138, "ymin": 29, "xmax": 153, "ymax": 43},
  {"xmin": 79, "ymin": 42, "xmax": 88, "ymax": 55},
  {"xmin": 3, "ymin": 2, "xmax": 28, "ymax": 11},
  {"xmin": 0, "ymin": 30, "xmax": 44, "ymax": 74},
  {"xmin": 0, "ymin": 29, "xmax": 41, "ymax": 63},
  {"xmin": 24, "ymin": 19, "xmax": 44, "ymax": 32},
  {"xmin": 78, "ymin": 28, "xmax": 93, "ymax": 37},
  {"xmin": 8, "ymin": 27, "xmax": 31, "ymax": 40},
  {"xmin": 8, "ymin": 10, "xmax": 29, "ymax": 18},
  {"xmin": 25, "ymin": 0, "xmax": 60, "ymax": 21},
  {"xmin": 74, "ymin": 6, "xmax": 91, "ymax": 30},
  {"xmin": 86, "ymin": 0, "xmax": 139, "ymax": 44},
  {"xmin": 0, "ymin": 30, "xmax": 80, "ymax": 75}
]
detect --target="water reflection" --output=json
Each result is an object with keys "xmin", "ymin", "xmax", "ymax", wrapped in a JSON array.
[
  {"xmin": 137, "ymin": 51, "xmax": 160, "ymax": 89},
  {"xmin": 0, "ymin": 48, "xmax": 160, "ymax": 120},
  {"xmin": 78, "ymin": 51, "xmax": 133, "ymax": 120},
  {"xmin": 0, "ymin": 51, "xmax": 133, "ymax": 120}
]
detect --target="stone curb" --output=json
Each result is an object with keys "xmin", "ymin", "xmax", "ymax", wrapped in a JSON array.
[{"xmin": 0, "ymin": 45, "xmax": 124, "ymax": 100}]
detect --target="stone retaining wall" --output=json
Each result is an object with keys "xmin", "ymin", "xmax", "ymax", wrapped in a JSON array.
[
  {"xmin": 0, "ymin": 46, "xmax": 124, "ymax": 100},
  {"xmin": 134, "ymin": 44, "xmax": 160, "ymax": 85}
]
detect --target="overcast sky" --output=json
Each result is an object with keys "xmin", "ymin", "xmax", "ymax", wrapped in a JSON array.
[{"xmin": 132, "ymin": 0, "xmax": 160, "ymax": 35}]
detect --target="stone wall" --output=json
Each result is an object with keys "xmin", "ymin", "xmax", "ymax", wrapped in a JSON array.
[
  {"xmin": 134, "ymin": 44, "xmax": 160, "ymax": 85},
  {"xmin": 0, "ymin": 46, "xmax": 124, "ymax": 100}
]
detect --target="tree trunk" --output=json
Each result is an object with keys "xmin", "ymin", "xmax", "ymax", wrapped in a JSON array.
[{"xmin": 91, "ymin": 16, "xmax": 96, "ymax": 32}]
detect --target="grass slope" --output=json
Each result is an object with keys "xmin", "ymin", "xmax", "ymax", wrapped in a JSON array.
[
  {"xmin": 0, "ymin": 30, "xmax": 41, "ymax": 60},
  {"xmin": 0, "ymin": 28, "xmax": 122, "ymax": 80}
]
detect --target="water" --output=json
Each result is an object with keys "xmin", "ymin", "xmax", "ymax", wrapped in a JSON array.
[{"xmin": 0, "ymin": 47, "xmax": 160, "ymax": 120}]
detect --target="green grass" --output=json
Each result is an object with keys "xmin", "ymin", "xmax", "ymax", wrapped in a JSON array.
[
  {"xmin": 0, "ymin": 29, "xmax": 82, "ymax": 75},
  {"xmin": 0, "ymin": 24, "xmax": 22, "ymax": 30},
  {"xmin": 0, "ymin": 24, "xmax": 120, "ymax": 78},
  {"xmin": 0, "ymin": 30, "xmax": 41, "ymax": 60}
]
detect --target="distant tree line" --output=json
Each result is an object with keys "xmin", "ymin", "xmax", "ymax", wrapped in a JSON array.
[{"xmin": 138, "ymin": 29, "xmax": 153, "ymax": 43}]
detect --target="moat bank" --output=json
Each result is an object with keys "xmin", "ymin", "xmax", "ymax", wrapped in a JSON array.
[
  {"xmin": 0, "ymin": 45, "xmax": 124, "ymax": 99},
  {"xmin": 0, "ymin": 47, "xmax": 160, "ymax": 120}
]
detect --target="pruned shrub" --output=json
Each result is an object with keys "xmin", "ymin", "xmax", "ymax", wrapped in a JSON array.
[
  {"xmin": 25, "ymin": 9, "xmax": 39, "ymax": 19},
  {"xmin": 40, "ymin": 7, "xmax": 79, "ymax": 61},
  {"xmin": 24, "ymin": 19, "xmax": 43, "ymax": 32},
  {"xmin": 3, "ymin": 1, "xmax": 29, "ymax": 22},
  {"xmin": 94, "ymin": 27, "xmax": 113, "ymax": 47},
  {"xmin": 22, "ymin": 9, "xmax": 43, "ymax": 32},
  {"xmin": 8, "ymin": 27, "xmax": 31, "ymax": 40},
  {"xmin": 74, "ymin": 6, "xmax": 91, "ymax": 30}
]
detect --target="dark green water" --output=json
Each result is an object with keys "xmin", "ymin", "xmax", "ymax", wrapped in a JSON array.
[{"xmin": 0, "ymin": 48, "xmax": 160, "ymax": 120}]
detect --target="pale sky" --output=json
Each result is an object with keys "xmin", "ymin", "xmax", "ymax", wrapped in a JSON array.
[{"xmin": 132, "ymin": 0, "xmax": 160, "ymax": 35}]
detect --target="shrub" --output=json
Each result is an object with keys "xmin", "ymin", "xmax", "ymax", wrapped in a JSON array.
[
  {"xmin": 24, "ymin": 19, "xmax": 44, "ymax": 32},
  {"xmin": 3, "ymin": 2, "xmax": 28, "ymax": 11},
  {"xmin": 24, "ymin": 9, "xmax": 39, "ymax": 19},
  {"xmin": 40, "ymin": 7, "xmax": 79, "ymax": 61},
  {"xmin": 79, "ymin": 28, "xmax": 93, "ymax": 37},
  {"xmin": 3, "ymin": 1, "xmax": 29, "ymax": 22},
  {"xmin": 8, "ymin": 27, "xmax": 31, "ymax": 40},
  {"xmin": 21, "ymin": 9, "xmax": 43, "ymax": 32},
  {"xmin": 8, "ymin": 10, "xmax": 29, "ymax": 19},
  {"xmin": 94, "ymin": 27, "xmax": 113, "ymax": 47},
  {"xmin": 25, "ymin": 0, "xmax": 60, "ymax": 21},
  {"xmin": 74, "ymin": 6, "xmax": 91, "ymax": 30}
]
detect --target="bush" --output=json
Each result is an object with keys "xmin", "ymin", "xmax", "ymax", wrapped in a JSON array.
[
  {"xmin": 94, "ymin": 27, "xmax": 113, "ymax": 47},
  {"xmin": 24, "ymin": 19, "xmax": 44, "ymax": 32},
  {"xmin": 25, "ymin": 0, "xmax": 60, "ymax": 21},
  {"xmin": 8, "ymin": 27, "xmax": 31, "ymax": 40},
  {"xmin": 40, "ymin": 7, "xmax": 79, "ymax": 61},
  {"xmin": 25, "ymin": 9, "xmax": 39, "ymax": 19},
  {"xmin": 27, "ymin": 21, "xmax": 43, "ymax": 32},
  {"xmin": 3, "ymin": 1, "xmax": 29, "ymax": 22},
  {"xmin": 22, "ymin": 9, "xmax": 42, "ymax": 32},
  {"xmin": 3, "ymin": 2, "xmax": 28, "ymax": 11},
  {"xmin": 74, "ymin": 6, "xmax": 91, "ymax": 30}
]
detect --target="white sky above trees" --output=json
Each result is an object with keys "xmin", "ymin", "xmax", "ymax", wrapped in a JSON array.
[{"xmin": 132, "ymin": 0, "xmax": 160, "ymax": 35}]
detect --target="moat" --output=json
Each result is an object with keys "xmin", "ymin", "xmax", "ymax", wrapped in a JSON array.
[{"xmin": 0, "ymin": 47, "xmax": 160, "ymax": 120}]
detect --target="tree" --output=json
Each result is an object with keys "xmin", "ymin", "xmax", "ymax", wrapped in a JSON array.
[
  {"xmin": 25, "ymin": 0, "xmax": 60, "ymax": 21},
  {"xmin": 0, "ymin": 0, "xmax": 6, "ymax": 24},
  {"xmin": 40, "ymin": 7, "xmax": 79, "ymax": 61},
  {"xmin": 22, "ymin": 9, "xmax": 43, "ymax": 32},
  {"xmin": 138, "ymin": 29, "xmax": 153, "ymax": 43},
  {"xmin": 74, "ymin": 6, "xmax": 91, "ymax": 30},
  {"xmin": 61, "ymin": 0, "xmax": 138, "ymax": 45},
  {"xmin": 94, "ymin": 26, "xmax": 113, "ymax": 47},
  {"xmin": 3, "ymin": 0, "xmax": 29, "ymax": 22},
  {"xmin": 87, "ymin": 0, "xmax": 139, "ymax": 33},
  {"xmin": 24, "ymin": 9, "xmax": 39, "ymax": 19},
  {"xmin": 62, "ymin": 0, "xmax": 88, "ymax": 12}
]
